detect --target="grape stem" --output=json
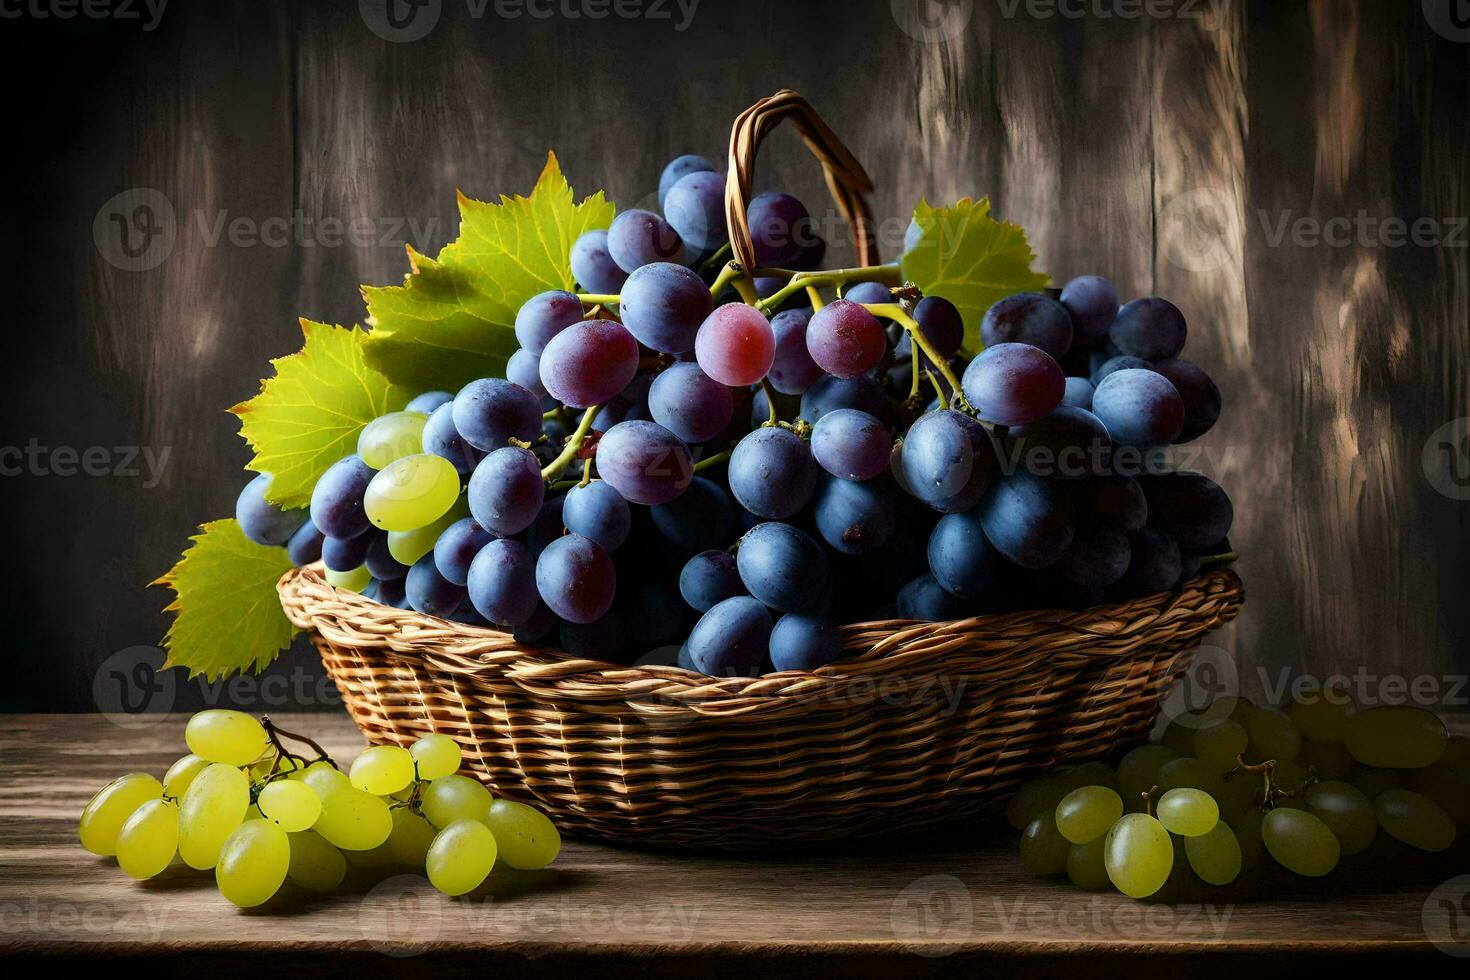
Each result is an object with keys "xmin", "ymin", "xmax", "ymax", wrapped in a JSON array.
[
  {"xmin": 759, "ymin": 378, "xmax": 781, "ymax": 427},
  {"xmin": 1141, "ymin": 784, "xmax": 1158, "ymax": 818},
  {"xmin": 261, "ymin": 717, "xmax": 335, "ymax": 769},
  {"xmin": 579, "ymin": 458, "xmax": 593, "ymax": 487},
  {"xmin": 754, "ymin": 263, "xmax": 903, "ymax": 313},
  {"xmin": 578, "ymin": 293, "xmax": 621, "ymax": 307},
  {"xmin": 541, "ymin": 405, "xmax": 601, "ymax": 482},
  {"xmin": 928, "ymin": 369, "xmax": 949, "ymax": 410},
  {"xmin": 1199, "ymin": 550, "xmax": 1240, "ymax": 569},
  {"xmin": 864, "ymin": 302, "xmax": 971, "ymax": 413},
  {"xmin": 698, "ymin": 242, "xmax": 733, "ymax": 276},
  {"xmin": 693, "ymin": 449, "xmax": 730, "ymax": 473},
  {"xmin": 709, "ymin": 260, "xmax": 761, "ymax": 306}
]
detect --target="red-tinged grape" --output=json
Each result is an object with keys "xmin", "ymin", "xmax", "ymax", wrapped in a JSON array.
[
  {"xmin": 695, "ymin": 303, "xmax": 775, "ymax": 387},
  {"xmin": 514, "ymin": 290, "xmax": 583, "ymax": 355},
  {"xmin": 980, "ymin": 292, "xmax": 1073, "ymax": 359},
  {"xmin": 648, "ymin": 361, "xmax": 733, "ymax": 443},
  {"xmin": 811, "ymin": 408, "xmax": 891, "ymax": 481},
  {"xmin": 594, "ymin": 420, "xmax": 693, "ymax": 505},
  {"xmin": 618, "ymin": 262, "xmax": 713, "ymax": 354},
  {"xmin": 768, "ymin": 309, "xmax": 822, "ymax": 394},
  {"xmin": 1091, "ymin": 368, "xmax": 1185, "ymax": 448},
  {"xmin": 1111, "ymin": 297, "xmax": 1188, "ymax": 361},
  {"xmin": 607, "ymin": 208, "xmax": 685, "ymax": 271},
  {"xmin": 535, "ymin": 533, "xmax": 616, "ymax": 624},
  {"xmin": 539, "ymin": 319, "xmax": 640, "ymax": 409},
  {"xmin": 806, "ymin": 299, "xmax": 886, "ymax": 379},
  {"xmin": 961, "ymin": 343, "xmax": 1066, "ymax": 426}
]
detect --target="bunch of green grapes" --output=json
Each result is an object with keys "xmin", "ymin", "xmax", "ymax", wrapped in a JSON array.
[
  {"xmin": 1011, "ymin": 687, "xmax": 1466, "ymax": 899},
  {"xmin": 78, "ymin": 709, "xmax": 561, "ymax": 907}
]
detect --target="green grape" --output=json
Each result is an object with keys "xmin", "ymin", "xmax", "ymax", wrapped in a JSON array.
[
  {"xmin": 78, "ymin": 772, "xmax": 162, "ymax": 856},
  {"xmin": 1184, "ymin": 820, "xmax": 1242, "ymax": 885},
  {"xmin": 257, "ymin": 779, "xmax": 322, "ymax": 832},
  {"xmin": 1288, "ymin": 683, "xmax": 1355, "ymax": 744},
  {"xmin": 185, "ymin": 709, "xmax": 269, "ymax": 767},
  {"xmin": 1104, "ymin": 813, "xmax": 1174, "ymax": 899},
  {"xmin": 358, "ymin": 411, "xmax": 429, "ymax": 469},
  {"xmin": 1055, "ymin": 785, "xmax": 1124, "ymax": 845},
  {"xmin": 1066, "ymin": 836, "xmax": 1110, "ymax": 891},
  {"xmin": 216, "ymin": 819, "xmax": 290, "ymax": 908},
  {"xmin": 1215, "ymin": 770, "xmax": 1259, "ymax": 822},
  {"xmin": 1440, "ymin": 735, "xmax": 1470, "ymax": 778},
  {"xmin": 251, "ymin": 753, "xmax": 307, "ymax": 782},
  {"xmin": 1117, "ymin": 745, "xmax": 1178, "ymax": 811},
  {"xmin": 1303, "ymin": 780, "xmax": 1377, "ymax": 855},
  {"xmin": 1295, "ymin": 739, "xmax": 1353, "ymax": 781},
  {"xmin": 350, "ymin": 745, "xmax": 416, "ymax": 796},
  {"xmin": 364, "ymin": 453, "xmax": 461, "ymax": 532},
  {"xmin": 1261, "ymin": 807, "xmax": 1339, "ymax": 876},
  {"xmin": 1344, "ymin": 706, "xmax": 1448, "ymax": 769},
  {"xmin": 1404, "ymin": 764, "xmax": 1470, "ymax": 822},
  {"xmin": 1271, "ymin": 759, "xmax": 1310, "ymax": 807},
  {"xmin": 484, "ymin": 800, "xmax": 561, "ymax": 870},
  {"xmin": 1229, "ymin": 807, "xmax": 1265, "ymax": 871},
  {"xmin": 344, "ymin": 839, "xmax": 399, "ymax": 869},
  {"xmin": 1020, "ymin": 811, "xmax": 1071, "ymax": 875},
  {"xmin": 1349, "ymin": 765, "xmax": 1401, "ymax": 799},
  {"xmin": 426, "ymin": 819, "xmax": 498, "ymax": 896},
  {"xmin": 387, "ymin": 497, "xmax": 469, "ymax": 566},
  {"xmin": 1374, "ymin": 789, "xmax": 1457, "ymax": 852},
  {"xmin": 163, "ymin": 754, "xmax": 211, "ymax": 798},
  {"xmin": 313, "ymin": 786, "xmax": 393, "ymax": 851},
  {"xmin": 1004, "ymin": 762, "xmax": 1116, "ymax": 830},
  {"xmin": 178, "ymin": 763, "xmax": 249, "ymax": 869},
  {"xmin": 1157, "ymin": 757, "xmax": 1226, "ymax": 799},
  {"xmin": 1156, "ymin": 788, "xmax": 1219, "ymax": 837},
  {"xmin": 287, "ymin": 830, "xmax": 346, "ymax": 892},
  {"xmin": 1193, "ymin": 720, "xmax": 1249, "ymax": 770},
  {"xmin": 388, "ymin": 808, "xmax": 439, "ymax": 866},
  {"xmin": 411, "ymin": 734, "xmax": 463, "ymax": 781},
  {"xmin": 326, "ymin": 564, "xmax": 372, "ymax": 593},
  {"xmin": 1159, "ymin": 713, "xmax": 1206, "ymax": 756},
  {"xmin": 1219, "ymin": 696, "xmax": 1258, "ymax": 723},
  {"xmin": 421, "ymin": 774, "xmax": 495, "ymax": 830},
  {"xmin": 1245, "ymin": 706, "xmax": 1302, "ymax": 763},
  {"xmin": 296, "ymin": 760, "xmax": 351, "ymax": 796},
  {"xmin": 115, "ymin": 798, "xmax": 179, "ymax": 879}
]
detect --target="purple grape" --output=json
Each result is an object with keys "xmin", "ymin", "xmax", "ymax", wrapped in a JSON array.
[
  {"xmin": 372, "ymin": 575, "xmax": 408, "ymax": 609},
  {"xmin": 1057, "ymin": 522, "xmax": 1130, "ymax": 588},
  {"xmin": 286, "ymin": 519, "xmax": 325, "ymax": 567},
  {"xmin": 769, "ymin": 613, "xmax": 842, "ymax": 672},
  {"xmin": 1003, "ymin": 405, "xmax": 1112, "ymax": 480},
  {"xmin": 766, "ymin": 309, "xmax": 822, "ymax": 395},
  {"xmin": 309, "ymin": 455, "xmax": 375, "ymax": 539},
  {"xmin": 618, "ymin": 262, "xmax": 713, "ymax": 354},
  {"xmin": 405, "ymin": 555, "xmax": 467, "ymax": 619},
  {"xmin": 1112, "ymin": 528, "xmax": 1183, "ymax": 597},
  {"xmin": 962, "ymin": 343, "xmax": 1066, "ymax": 426},
  {"xmin": 1110, "ymin": 297, "xmax": 1188, "ymax": 361},
  {"xmin": 927, "ymin": 509, "xmax": 1001, "ymax": 598},
  {"xmin": 539, "ymin": 319, "xmax": 640, "ymax": 409},
  {"xmin": 1090, "ymin": 354, "xmax": 1151, "ymax": 385},
  {"xmin": 559, "ymin": 608, "xmax": 627, "ymax": 662},
  {"xmin": 1080, "ymin": 475, "xmax": 1148, "ymax": 531},
  {"xmin": 366, "ymin": 531, "xmax": 408, "ymax": 580},
  {"xmin": 570, "ymin": 229, "xmax": 629, "ymax": 295},
  {"xmin": 650, "ymin": 476, "xmax": 736, "ymax": 552},
  {"xmin": 512, "ymin": 600, "xmax": 559, "ymax": 643},
  {"xmin": 422, "ymin": 403, "xmax": 484, "ymax": 476},
  {"xmin": 1059, "ymin": 276, "xmax": 1120, "ymax": 348},
  {"xmin": 624, "ymin": 577, "xmax": 691, "ymax": 651},
  {"xmin": 736, "ymin": 522, "xmax": 828, "ymax": 613},
  {"xmin": 647, "ymin": 362, "xmax": 733, "ymax": 443},
  {"xmin": 405, "ymin": 390, "xmax": 453, "ymax": 414},
  {"xmin": 466, "ymin": 537, "xmax": 537, "ymax": 627},
  {"xmin": 594, "ymin": 420, "xmax": 693, "ymax": 505},
  {"xmin": 505, "ymin": 349, "xmax": 547, "ymax": 399},
  {"xmin": 236, "ymin": 472, "xmax": 305, "ymax": 546},
  {"xmin": 468, "ymin": 446, "xmax": 545, "ymax": 536},
  {"xmin": 322, "ymin": 531, "xmax": 373, "ymax": 573},
  {"xmin": 679, "ymin": 549, "xmax": 745, "ymax": 612},
  {"xmin": 976, "ymin": 471, "xmax": 1075, "ymax": 570},
  {"xmin": 685, "ymin": 596, "xmax": 772, "ymax": 676},
  {"xmin": 663, "ymin": 170, "xmax": 727, "ymax": 253},
  {"xmin": 810, "ymin": 408, "xmax": 891, "ymax": 481},
  {"xmin": 562, "ymin": 480, "xmax": 631, "ymax": 551},
  {"xmin": 514, "ymin": 290, "xmax": 584, "ymax": 355},
  {"xmin": 894, "ymin": 410, "xmax": 996, "ymax": 512},
  {"xmin": 813, "ymin": 475, "xmax": 897, "ymax": 555},
  {"xmin": 806, "ymin": 299, "xmax": 886, "ymax": 379},
  {"xmin": 844, "ymin": 281, "xmax": 892, "ymax": 306},
  {"xmin": 1152, "ymin": 358, "xmax": 1222, "ymax": 443},
  {"xmin": 1139, "ymin": 472, "xmax": 1234, "ymax": 552},
  {"xmin": 658, "ymin": 154, "xmax": 717, "ymax": 208},
  {"xmin": 1091, "ymin": 368, "xmax": 1185, "ymax": 448},
  {"xmin": 451, "ymin": 378, "xmax": 542, "ymax": 452},
  {"xmin": 1062, "ymin": 376, "xmax": 1095, "ymax": 410},
  {"xmin": 799, "ymin": 374, "xmax": 891, "ymax": 425},
  {"xmin": 897, "ymin": 296, "xmax": 965, "ymax": 363},
  {"xmin": 981, "ymin": 293, "xmax": 1073, "ymax": 359},
  {"xmin": 747, "ymin": 192, "xmax": 811, "ymax": 268},
  {"xmin": 607, "ymin": 209, "xmax": 685, "ymax": 272},
  {"xmin": 525, "ymin": 493, "xmax": 567, "ymax": 559},
  {"xmin": 728, "ymin": 426, "xmax": 818, "ymax": 519},
  {"xmin": 535, "ymin": 533, "xmax": 616, "ymax": 624},
  {"xmin": 433, "ymin": 517, "xmax": 494, "ymax": 586}
]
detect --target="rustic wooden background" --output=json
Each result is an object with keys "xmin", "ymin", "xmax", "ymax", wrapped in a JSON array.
[{"xmin": 9, "ymin": 0, "xmax": 1468, "ymax": 712}]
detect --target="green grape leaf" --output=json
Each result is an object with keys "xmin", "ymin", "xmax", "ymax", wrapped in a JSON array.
[
  {"xmin": 900, "ymin": 197, "xmax": 1051, "ymax": 352},
  {"xmin": 154, "ymin": 519, "xmax": 298, "ymax": 680},
  {"xmin": 362, "ymin": 151, "xmax": 615, "ymax": 393},
  {"xmin": 232, "ymin": 319, "xmax": 408, "ymax": 508}
]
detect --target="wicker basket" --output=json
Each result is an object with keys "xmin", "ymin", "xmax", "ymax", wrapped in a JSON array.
[{"xmin": 279, "ymin": 90, "xmax": 1246, "ymax": 849}]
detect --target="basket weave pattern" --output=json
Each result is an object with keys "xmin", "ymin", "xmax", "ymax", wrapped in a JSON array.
[{"xmin": 281, "ymin": 565, "xmax": 1244, "ymax": 848}]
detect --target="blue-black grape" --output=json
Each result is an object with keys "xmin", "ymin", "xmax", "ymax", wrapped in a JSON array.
[
  {"xmin": 962, "ymin": 343, "xmax": 1066, "ymax": 426},
  {"xmin": 679, "ymin": 549, "xmax": 745, "ymax": 612},
  {"xmin": 813, "ymin": 475, "xmax": 897, "ymax": 555},
  {"xmin": 236, "ymin": 473, "xmax": 306, "ymax": 546},
  {"xmin": 896, "ymin": 573, "xmax": 974, "ymax": 622},
  {"xmin": 468, "ymin": 446, "xmax": 544, "ymax": 536},
  {"xmin": 607, "ymin": 209, "xmax": 685, "ymax": 272},
  {"xmin": 310, "ymin": 455, "xmax": 375, "ymax": 540},
  {"xmin": 1056, "ymin": 522, "xmax": 1131, "ymax": 588},
  {"xmin": 647, "ymin": 362, "xmax": 733, "ymax": 443},
  {"xmin": 1113, "ymin": 527, "xmax": 1183, "ymax": 596},
  {"xmin": 594, "ymin": 420, "xmax": 694, "ymax": 506},
  {"xmin": 658, "ymin": 154, "xmax": 717, "ymax": 208},
  {"xmin": 405, "ymin": 555, "xmax": 467, "ymax": 619},
  {"xmin": 1111, "ymin": 297, "xmax": 1187, "ymax": 361},
  {"xmin": 1152, "ymin": 358, "xmax": 1222, "ymax": 443},
  {"xmin": 286, "ymin": 519, "xmax": 325, "ymax": 567},
  {"xmin": 366, "ymin": 531, "xmax": 408, "ymax": 580},
  {"xmin": 535, "ymin": 533, "xmax": 616, "ymax": 624},
  {"xmin": 736, "ymin": 522, "xmax": 829, "ymax": 613},
  {"xmin": 650, "ymin": 475, "xmax": 736, "ymax": 552},
  {"xmin": 896, "ymin": 295, "xmax": 966, "ymax": 364},
  {"xmin": 559, "ymin": 608, "xmax": 626, "ymax": 662},
  {"xmin": 799, "ymin": 374, "xmax": 891, "ymax": 426},
  {"xmin": 570, "ymin": 229, "xmax": 629, "ymax": 295},
  {"xmin": 1062, "ymin": 377, "xmax": 1095, "ymax": 410},
  {"xmin": 663, "ymin": 170, "xmax": 727, "ymax": 253},
  {"xmin": 618, "ymin": 262, "xmax": 713, "ymax": 354},
  {"xmin": 980, "ymin": 292, "xmax": 1073, "ymax": 359},
  {"xmin": 467, "ymin": 538, "xmax": 537, "ymax": 627},
  {"xmin": 894, "ymin": 410, "xmax": 996, "ymax": 512},
  {"xmin": 562, "ymin": 480, "xmax": 632, "ymax": 551},
  {"xmin": 728, "ymin": 426, "xmax": 818, "ymax": 519},
  {"xmin": 1059, "ymin": 276, "xmax": 1120, "ymax": 348},
  {"xmin": 451, "ymin": 378, "xmax": 542, "ymax": 452},
  {"xmin": 747, "ymin": 191, "xmax": 811, "ymax": 268},
  {"xmin": 622, "ymin": 577, "xmax": 690, "ymax": 651},
  {"xmin": 768, "ymin": 309, "xmax": 822, "ymax": 395},
  {"xmin": 1091, "ymin": 369, "xmax": 1185, "ymax": 448},
  {"xmin": 927, "ymin": 509, "xmax": 1001, "ymax": 598},
  {"xmin": 372, "ymin": 575, "xmax": 408, "ymax": 609},
  {"xmin": 512, "ymin": 600, "xmax": 559, "ymax": 644},
  {"xmin": 1090, "ymin": 354, "xmax": 1151, "ymax": 386},
  {"xmin": 768, "ymin": 613, "xmax": 842, "ymax": 672},
  {"xmin": 540, "ymin": 319, "xmax": 641, "ymax": 409},
  {"xmin": 844, "ymin": 281, "xmax": 892, "ymax": 306},
  {"xmin": 1140, "ymin": 472, "xmax": 1234, "ymax": 552},
  {"xmin": 405, "ymin": 391, "xmax": 453, "ymax": 414},
  {"xmin": 1080, "ymin": 475, "xmax": 1148, "ymax": 531},
  {"xmin": 505, "ymin": 349, "xmax": 548, "ymax": 399},
  {"xmin": 1002, "ymin": 405, "xmax": 1112, "ymax": 480},
  {"xmin": 322, "ymin": 531, "xmax": 373, "ymax": 573},
  {"xmin": 433, "ymin": 517, "xmax": 494, "ymax": 586},
  {"xmin": 514, "ymin": 290, "xmax": 584, "ymax": 355},
  {"xmin": 526, "ymin": 493, "xmax": 567, "ymax": 559},
  {"xmin": 976, "ymin": 471, "xmax": 1075, "ymax": 569},
  {"xmin": 684, "ymin": 596, "xmax": 772, "ymax": 676},
  {"xmin": 811, "ymin": 408, "xmax": 891, "ymax": 481},
  {"xmin": 422, "ymin": 403, "xmax": 484, "ymax": 476}
]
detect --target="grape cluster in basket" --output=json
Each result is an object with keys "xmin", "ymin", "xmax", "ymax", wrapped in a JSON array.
[
  {"xmin": 1011, "ymin": 688, "xmax": 1468, "ymax": 898},
  {"xmin": 235, "ymin": 151, "xmax": 1235, "ymax": 676},
  {"xmin": 78, "ymin": 710, "xmax": 558, "ymax": 906}
]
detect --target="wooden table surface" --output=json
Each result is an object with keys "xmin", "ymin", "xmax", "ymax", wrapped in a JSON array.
[{"xmin": 3, "ymin": 713, "xmax": 1466, "ymax": 977}]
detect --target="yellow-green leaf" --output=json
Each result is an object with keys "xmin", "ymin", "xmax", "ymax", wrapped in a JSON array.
[
  {"xmin": 362, "ymin": 151, "xmax": 615, "ymax": 392},
  {"xmin": 232, "ymin": 320, "xmax": 409, "ymax": 508},
  {"xmin": 155, "ymin": 519, "xmax": 298, "ymax": 680},
  {"xmin": 901, "ymin": 197, "xmax": 1051, "ymax": 352}
]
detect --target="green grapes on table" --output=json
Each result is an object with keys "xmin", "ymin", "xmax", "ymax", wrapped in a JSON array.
[{"xmin": 78, "ymin": 711, "xmax": 562, "ymax": 908}]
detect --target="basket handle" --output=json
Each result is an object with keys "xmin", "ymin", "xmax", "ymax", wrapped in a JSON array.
[{"xmin": 724, "ymin": 89, "xmax": 879, "ymax": 273}]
